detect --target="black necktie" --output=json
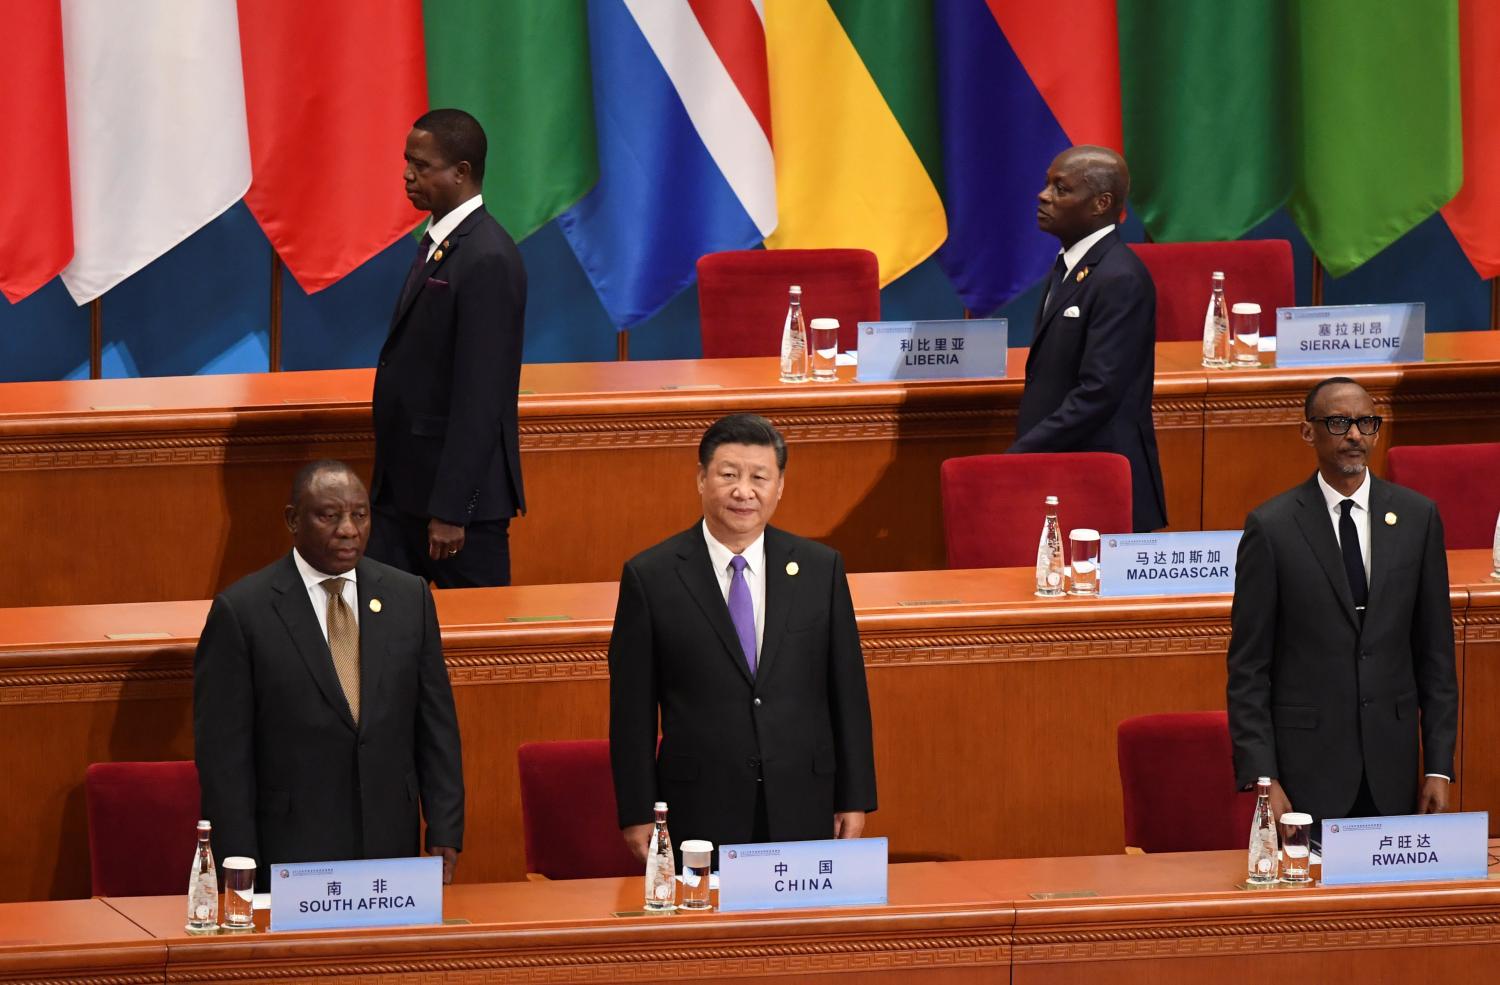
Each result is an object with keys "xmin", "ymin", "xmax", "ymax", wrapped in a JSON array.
[
  {"xmin": 1043, "ymin": 252, "xmax": 1067, "ymax": 314},
  {"xmin": 397, "ymin": 232, "xmax": 433, "ymax": 311},
  {"xmin": 1339, "ymin": 499, "xmax": 1368, "ymax": 611}
]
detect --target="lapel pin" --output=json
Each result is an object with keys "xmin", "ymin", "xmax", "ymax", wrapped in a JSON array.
[
  {"xmin": 369, "ymin": 598, "xmax": 382, "ymax": 613},
  {"xmin": 1385, "ymin": 512, "xmax": 1398, "ymax": 526},
  {"xmin": 432, "ymin": 249, "xmax": 444, "ymax": 262},
  {"xmin": 786, "ymin": 561, "xmax": 799, "ymax": 576},
  {"xmin": 1075, "ymin": 266, "xmax": 1090, "ymax": 283},
  {"xmin": 443, "ymin": 239, "xmax": 451, "ymax": 249}
]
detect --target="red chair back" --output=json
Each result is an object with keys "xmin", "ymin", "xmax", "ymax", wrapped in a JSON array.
[
  {"xmin": 517, "ymin": 740, "xmax": 642, "ymax": 880},
  {"xmin": 1129, "ymin": 240, "xmax": 1295, "ymax": 342},
  {"xmin": 85, "ymin": 761, "xmax": 202, "ymax": 896},
  {"xmin": 939, "ymin": 453, "xmax": 1133, "ymax": 569},
  {"xmin": 1387, "ymin": 442, "xmax": 1500, "ymax": 549},
  {"xmin": 1117, "ymin": 711, "xmax": 1255, "ymax": 852},
  {"xmin": 696, "ymin": 248, "xmax": 879, "ymax": 357}
]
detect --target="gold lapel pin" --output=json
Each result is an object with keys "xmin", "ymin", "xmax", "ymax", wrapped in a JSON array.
[
  {"xmin": 432, "ymin": 249, "xmax": 444, "ymax": 262},
  {"xmin": 786, "ymin": 561, "xmax": 799, "ymax": 576},
  {"xmin": 369, "ymin": 598, "xmax": 382, "ymax": 613},
  {"xmin": 1075, "ymin": 266, "xmax": 1090, "ymax": 283},
  {"xmin": 1385, "ymin": 512, "xmax": 1398, "ymax": 526},
  {"xmin": 443, "ymin": 239, "xmax": 451, "ymax": 249}
]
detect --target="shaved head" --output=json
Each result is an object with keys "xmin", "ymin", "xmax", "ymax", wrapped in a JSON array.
[{"xmin": 1058, "ymin": 145, "xmax": 1130, "ymax": 213}]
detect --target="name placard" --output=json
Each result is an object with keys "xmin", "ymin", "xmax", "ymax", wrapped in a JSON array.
[
  {"xmin": 1099, "ymin": 530, "xmax": 1242, "ymax": 597},
  {"xmin": 270, "ymin": 856, "xmax": 442, "ymax": 931},
  {"xmin": 855, "ymin": 319, "xmax": 1007, "ymax": 382},
  {"xmin": 1274, "ymin": 303, "xmax": 1425, "ymax": 367},
  {"xmin": 718, "ymin": 837, "xmax": 887, "ymax": 912},
  {"xmin": 1320, "ymin": 811, "xmax": 1488, "ymax": 886}
]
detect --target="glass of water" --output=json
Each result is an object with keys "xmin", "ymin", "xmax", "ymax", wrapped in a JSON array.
[
  {"xmin": 1068, "ymin": 529, "xmax": 1101, "ymax": 595},
  {"xmin": 678, "ymin": 839, "xmax": 713, "ymax": 910},
  {"xmin": 220, "ymin": 856, "xmax": 256, "ymax": 930},
  {"xmin": 809, "ymin": 317, "xmax": 840, "ymax": 382},
  {"xmin": 1279, "ymin": 813, "xmax": 1312, "ymax": 883},
  {"xmin": 1231, "ymin": 303, "xmax": 1261, "ymax": 366}
]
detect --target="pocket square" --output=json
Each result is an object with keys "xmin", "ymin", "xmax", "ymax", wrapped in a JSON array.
[
  {"xmin": 425, "ymin": 277, "xmax": 450, "ymax": 288},
  {"xmin": 1063, "ymin": 305, "xmax": 1081, "ymax": 318}
]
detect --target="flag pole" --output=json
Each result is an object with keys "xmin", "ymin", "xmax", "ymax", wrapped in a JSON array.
[
  {"xmin": 1491, "ymin": 278, "xmax": 1497, "ymax": 331},
  {"xmin": 617, "ymin": 329, "xmax": 629, "ymax": 361},
  {"xmin": 269, "ymin": 249, "xmax": 284, "ymax": 372},
  {"xmin": 89, "ymin": 299, "xmax": 102, "ymax": 379},
  {"xmin": 1311, "ymin": 255, "xmax": 1325, "ymax": 307}
]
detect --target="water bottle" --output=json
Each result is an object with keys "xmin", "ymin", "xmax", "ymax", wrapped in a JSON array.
[
  {"xmin": 779, "ymin": 285, "xmax": 808, "ymax": 383},
  {"xmin": 1246, "ymin": 777, "xmax": 1279, "ymax": 885},
  {"xmin": 642, "ymin": 801, "xmax": 677, "ymax": 911},
  {"xmin": 1491, "ymin": 510, "xmax": 1499, "ymax": 579},
  {"xmin": 1034, "ymin": 495, "xmax": 1065, "ymax": 597},
  {"xmin": 185, "ymin": 819, "xmax": 219, "ymax": 933},
  {"xmin": 1202, "ymin": 271, "xmax": 1231, "ymax": 368}
]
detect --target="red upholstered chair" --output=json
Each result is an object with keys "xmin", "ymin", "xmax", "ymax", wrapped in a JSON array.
[
  {"xmin": 1117, "ymin": 712, "xmax": 1256, "ymax": 853},
  {"xmin": 85, "ymin": 760, "xmax": 202, "ymax": 896},
  {"xmin": 939, "ymin": 453, "xmax": 1133, "ymax": 569},
  {"xmin": 696, "ymin": 248, "xmax": 879, "ymax": 357},
  {"xmin": 1387, "ymin": 442, "xmax": 1500, "ymax": 550},
  {"xmin": 1129, "ymin": 240, "xmax": 1295, "ymax": 342},
  {"xmin": 517, "ymin": 740, "xmax": 641, "ymax": 880}
]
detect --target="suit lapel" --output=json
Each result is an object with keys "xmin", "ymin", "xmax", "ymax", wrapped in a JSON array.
[
  {"xmin": 354, "ymin": 560, "xmax": 387, "ymax": 733},
  {"xmin": 755, "ymin": 528, "xmax": 794, "ymax": 686},
  {"xmin": 1290, "ymin": 475, "xmax": 1359, "ymax": 628},
  {"xmin": 271, "ymin": 555, "xmax": 358, "ymax": 732},
  {"xmin": 675, "ymin": 527, "xmax": 755, "ymax": 686},
  {"xmin": 1031, "ymin": 230, "xmax": 1117, "ymax": 356},
  {"xmin": 385, "ymin": 206, "xmax": 487, "ymax": 346},
  {"xmin": 1365, "ymin": 478, "xmax": 1397, "ymax": 617}
]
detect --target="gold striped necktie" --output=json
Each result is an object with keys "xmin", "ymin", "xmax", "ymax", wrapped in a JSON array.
[{"xmin": 320, "ymin": 577, "xmax": 360, "ymax": 723}]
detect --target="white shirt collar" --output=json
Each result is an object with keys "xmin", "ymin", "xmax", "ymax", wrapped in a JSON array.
[
  {"xmin": 1058, "ymin": 223, "xmax": 1116, "ymax": 278},
  {"xmin": 423, "ymin": 193, "xmax": 484, "ymax": 251},
  {"xmin": 702, "ymin": 520, "xmax": 765, "ymax": 574},
  {"xmin": 1316, "ymin": 468, "xmax": 1372, "ymax": 513},
  {"xmin": 292, "ymin": 548, "xmax": 359, "ymax": 591}
]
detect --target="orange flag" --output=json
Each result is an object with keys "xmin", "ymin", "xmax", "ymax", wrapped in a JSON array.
[{"xmin": 1441, "ymin": 0, "xmax": 1500, "ymax": 280}]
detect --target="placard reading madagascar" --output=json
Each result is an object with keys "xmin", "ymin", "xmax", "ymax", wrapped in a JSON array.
[{"xmin": 1098, "ymin": 530, "xmax": 1243, "ymax": 597}]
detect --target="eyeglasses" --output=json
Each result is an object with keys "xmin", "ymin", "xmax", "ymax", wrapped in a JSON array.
[{"xmin": 1307, "ymin": 415, "xmax": 1382, "ymax": 436}]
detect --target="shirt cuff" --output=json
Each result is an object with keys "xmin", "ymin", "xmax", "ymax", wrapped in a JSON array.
[{"xmin": 1425, "ymin": 773, "xmax": 1452, "ymax": 781}]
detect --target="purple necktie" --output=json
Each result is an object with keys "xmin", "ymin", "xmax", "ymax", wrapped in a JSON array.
[{"xmin": 727, "ymin": 555, "xmax": 757, "ymax": 676}]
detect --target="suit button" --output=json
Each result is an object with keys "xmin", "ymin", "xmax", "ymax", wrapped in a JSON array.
[
  {"xmin": 747, "ymin": 757, "xmax": 761, "ymax": 770},
  {"xmin": 753, "ymin": 697, "xmax": 762, "ymax": 707},
  {"xmin": 1361, "ymin": 698, "xmax": 1372, "ymax": 707},
  {"xmin": 378, "ymin": 359, "xmax": 387, "ymax": 367},
  {"xmin": 1360, "ymin": 651, "xmax": 1370, "ymax": 660}
]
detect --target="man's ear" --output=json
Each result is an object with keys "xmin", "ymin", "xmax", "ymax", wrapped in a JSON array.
[{"xmin": 1092, "ymin": 191, "xmax": 1115, "ymax": 218}]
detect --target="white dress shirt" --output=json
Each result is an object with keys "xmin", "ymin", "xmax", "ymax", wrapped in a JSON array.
[
  {"xmin": 1057, "ymin": 223, "xmax": 1116, "ymax": 283},
  {"xmin": 703, "ymin": 520, "xmax": 766, "ymax": 656},
  {"xmin": 422, "ymin": 193, "xmax": 484, "ymax": 261},
  {"xmin": 1316, "ymin": 468, "xmax": 1372, "ymax": 585},
  {"xmin": 292, "ymin": 549, "xmax": 360, "ymax": 642}
]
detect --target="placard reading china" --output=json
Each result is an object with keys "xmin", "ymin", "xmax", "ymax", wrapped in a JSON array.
[
  {"xmin": 717, "ymin": 837, "xmax": 888, "ymax": 912},
  {"xmin": 1273, "ymin": 302, "xmax": 1425, "ymax": 368},
  {"xmin": 855, "ymin": 319, "xmax": 1007, "ymax": 382},
  {"xmin": 270, "ymin": 856, "xmax": 442, "ymax": 931}
]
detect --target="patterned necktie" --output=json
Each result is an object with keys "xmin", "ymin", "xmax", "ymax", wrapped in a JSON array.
[
  {"xmin": 397, "ymin": 232, "xmax": 433, "ymax": 312},
  {"xmin": 727, "ymin": 555, "xmax": 757, "ymax": 676},
  {"xmin": 320, "ymin": 577, "xmax": 361, "ymax": 722},
  {"xmin": 1339, "ymin": 500, "xmax": 1369, "ymax": 611}
]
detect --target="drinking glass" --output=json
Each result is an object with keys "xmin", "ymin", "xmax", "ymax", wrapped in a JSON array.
[
  {"xmin": 678, "ymin": 839, "xmax": 713, "ymax": 911},
  {"xmin": 221, "ymin": 856, "xmax": 256, "ymax": 930},
  {"xmin": 1068, "ymin": 529, "xmax": 1101, "ymax": 596},
  {"xmin": 810, "ymin": 318, "xmax": 840, "ymax": 382},
  {"xmin": 1279, "ymin": 813, "xmax": 1312, "ymax": 884},
  {"xmin": 1231, "ymin": 303, "xmax": 1262, "ymax": 366}
]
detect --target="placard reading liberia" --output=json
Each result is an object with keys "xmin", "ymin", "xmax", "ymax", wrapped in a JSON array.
[
  {"xmin": 1273, "ymin": 302, "xmax": 1424, "ymax": 368},
  {"xmin": 270, "ymin": 855, "xmax": 442, "ymax": 931},
  {"xmin": 1320, "ymin": 811, "xmax": 1488, "ymax": 886},
  {"xmin": 1098, "ymin": 530, "xmax": 1242, "ymax": 597},
  {"xmin": 855, "ymin": 319, "xmax": 1006, "ymax": 382},
  {"xmin": 717, "ymin": 837, "xmax": 887, "ymax": 912}
]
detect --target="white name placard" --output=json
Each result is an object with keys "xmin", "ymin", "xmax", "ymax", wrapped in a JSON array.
[
  {"xmin": 1274, "ymin": 303, "xmax": 1425, "ymax": 367},
  {"xmin": 718, "ymin": 837, "xmax": 887, "ymax": 912},
  {"xmin": 270, "ymin": 855, "xmax": 442, "ymax": 931},
  {"xmin": 1320, "ymin": 811, "xmax": 1488, "ymax": 886},
  {"xmin": 1098, "ymin": 530, "xmax": 1242, "ymax": 597},
  {"xmin": 855, "ymin": 319, "xmax": 1007, "ymax": 382}
]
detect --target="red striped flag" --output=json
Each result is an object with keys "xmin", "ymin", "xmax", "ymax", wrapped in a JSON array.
[{"xmin": 1441, "ymin": 0, "xmax": 1500, "ymax": 279}]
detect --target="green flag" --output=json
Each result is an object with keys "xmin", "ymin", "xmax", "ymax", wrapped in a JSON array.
[
  {"xmin": 1118, "ymin": 0, "xmax": 1291, "ymax": 242},
  {"xmin": 423, "ymin": 0, "xmax": 598, "ymax": 241},
  {"xmin": 1289, "ymin": 0, "xmax": 1462, "ymax": 276}
]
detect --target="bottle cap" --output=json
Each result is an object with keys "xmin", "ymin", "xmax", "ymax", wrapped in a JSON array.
[
  {"xmin": 680, "ymin": 839, "xmax": 713, "ymax": 866},
  {"xmin": 1279, "ymin": 812, "xmax": 1312, "ymax": 826},
  {"xmin": 1231, "ymin": 302, "xmax": 1261, "ymax": 314},
  {"xmin": 1212, "ymin": 271, "xmax": 1225, "ymax": 279},
  {"xmin": 789, "ymin": 285, "xmax": 802, "ymax": 294},
  {"xmin": 1256, "ymin": 776, "xmax": 1271, "ymax": 785},
  {"xmin": 809, "ymin": 317, "xmax": 839, "ymax": 329},
  {"xmin": 653, "ymin": 801, "xmax": 668, "ymax": 811},
  {"xmin": 1044, "ymin": 495, "xmax": 1059, "ymax": 505},
  {"xmin": 197, "ymin": 819, "xmax": 212, "ymax": 831}
]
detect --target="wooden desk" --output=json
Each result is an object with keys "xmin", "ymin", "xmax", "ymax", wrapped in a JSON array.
[
  {"xmin": 0, "ymin": 897, "xmax": 162, "ymax": 983},
  {"xmin": 2, "ymin": 553, "xmax": 1494, "ymax": 903},
  {"xmin": 5, "ymin": 334, "xmax": 1496, "ymax": 607}
]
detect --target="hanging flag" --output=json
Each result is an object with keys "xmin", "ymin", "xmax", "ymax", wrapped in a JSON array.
[
  {"xmin": 1289, "ymin": 1, "xmax": 1461, "ymax": 278},
  {"xmin": 424, "ymin": 0, "xmax": 597, "ymax": 243},
  {"xmin": 58, "ymin": 0, "xmax": 252, "ymax": 305},
  {"xmin": 1118, "ymin": 0, "xmax": 1290, "ymax": 244},
  {"xmin": 238, "ymin": 0, "xmax": 428, "ymax": 294},
  {"xmin": 557, "ymin": 0, "xmax": 775, "ymax": 329},
  {"xmin": 1441, "ymin": 0, "xmax": 1500, "ymax": 280},
  {"xmin": 0, "ymin": 1, "xmax": 72, "ymax": 304},
  {"xmin": 763, "ymin": 0, "xmax": 945, "ymax": 287}
]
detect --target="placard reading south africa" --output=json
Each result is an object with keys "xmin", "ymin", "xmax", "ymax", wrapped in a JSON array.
[
  {"xmin": 855, "ymin": 319, "xmax": 1007, "ymax": 382},
  {"xmin": 717, "ymin": 837, "xmax": 887, "ymax": 912},
  {"xmin": 1099, "ymin": 530, "xmax": 1243, "ymax": 597},
  {"xmin": 270, "ymin": 856, "xmax": 442, "ymax": 931},
  {"xmin": 1274, "ymin": 302, "xmax": 1424, "ymax": 367}
]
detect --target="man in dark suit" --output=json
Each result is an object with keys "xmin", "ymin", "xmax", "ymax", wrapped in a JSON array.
[
  {"xmin": 1227, "ymin": 378, "xmax": 1457, "ymax": 825},
  {"xmin": 609, "ymin": 414, "xmax": 877, "ymax": 863},
  {"xmin": 369, "ymin": 108, "xmax": 526, "ymax": 588},
  {"xmin": 1011, "ymin": 145, "xmax": 1167, "ymax": 532},
  {"xmin": 194, "ymin": 460, "xmax": 464, "ymax": 888}
]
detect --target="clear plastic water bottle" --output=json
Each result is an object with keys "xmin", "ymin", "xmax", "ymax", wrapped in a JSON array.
[
  {"xmin": 1202, "ymin": 271, "xmax": 1231, "ymax": 368},
  {"xmin": 185, "ymin": 819, "xmax": 219, "ymax": 934},
  {"xmin": 779, "ymin": 285, "xmax": 808, "ymax": 383},
  {"xmin": 642, "ymin": 801, "xmax": 677, "ymax": 912},
  {"xmin": 1246, "ymin": 777, "xmax": 1279, "ymax": 885},
  {"xmin": 1491, "ymin": 510, "xmax": 1499, "ymax": 579},
  {"xmin": 1034, "ymin": 495, "xmax": 1065, "ymax": 597}
]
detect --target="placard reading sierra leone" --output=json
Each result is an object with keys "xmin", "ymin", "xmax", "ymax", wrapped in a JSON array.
[
  {"xmin": 855, "ymin": 319, "xmax": 1007, "ymax": 382},
  {"xmin": 1098, "ymin": 530, "xmax": 1243, "ymax": 597},
  {"xmin": 1274, "ymin": 302, "xmax": 1424, "ymax": 368}
]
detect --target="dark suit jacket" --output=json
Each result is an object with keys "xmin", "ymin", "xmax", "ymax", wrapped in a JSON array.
[
  {"xmin": 1226, "ymin": 474, "xmax": 1458, "ymax": 823},
  {"xmin": 608, "ymin": 524, "xmax": 877, "ymax": 851},
  {"xmin": 1010, "ymin": 230, "xmax": 1167, "ymax": 532},
  {"xmin": 372, "ymin": 205, "xmax": 526, "ymax": 525},
  {"xmin": 193, "ymin": 553, "xmax": 464, "ymax": 886}
]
